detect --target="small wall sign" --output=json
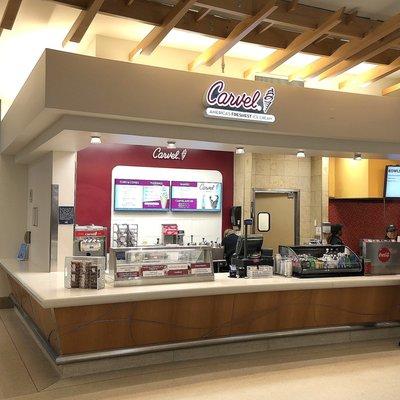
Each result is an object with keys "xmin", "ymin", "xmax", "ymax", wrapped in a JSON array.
[
  {"xmin": 204, "ymin": 80, "xmax": 276, "ymax": 124},
  {"xmin": 59, "ymin": 206, "xmax": 75, "ymax": 225},
  {"xmin": 152, "ymin": 147, "xmax": 188, "ymax": 161}
]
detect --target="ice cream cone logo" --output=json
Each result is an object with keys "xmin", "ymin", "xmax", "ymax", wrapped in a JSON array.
[
  {"xmin": 263, "ymin": 87, "xmax": 275, "ymax": 113},
  {"xmin": 160, "ymin": 187, "xmax": 168, "ymax": 209}
]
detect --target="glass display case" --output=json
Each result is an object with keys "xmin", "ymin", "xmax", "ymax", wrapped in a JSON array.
[
  {"xmin": 108, "ymin": 246, "xmax": 214, "ymax": 286},
  {"xmin": 278, "ymin": 245, "xmax": 363, "ymax": 278}
]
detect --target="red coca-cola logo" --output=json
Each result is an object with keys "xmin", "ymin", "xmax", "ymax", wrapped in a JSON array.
[{"xmin": 378, "ymin": 247, "xmax": 391, "ymax": 263}]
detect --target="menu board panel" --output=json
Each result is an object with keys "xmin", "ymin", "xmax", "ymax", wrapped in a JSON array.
[
  {"xmin": 114, "ymin": 179, "xmax": 170, "ymax": 211},
  {"xmin": 171, "ymin": 181, "xmax": 222, "ymax": 212},
  {"xmin": 385, "ymin": 166, "xmax": 400, "ymax": 198}
]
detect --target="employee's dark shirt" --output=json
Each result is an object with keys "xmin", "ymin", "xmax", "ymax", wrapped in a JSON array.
[
  {"xmin": 221, "ymin": 234, "xmax": 239, "ymax": 266},
  {"xmin": 329, "ymin": 235, "xmax": 344, "ymax": 246}
]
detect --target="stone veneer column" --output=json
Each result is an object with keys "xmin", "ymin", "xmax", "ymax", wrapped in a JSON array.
[
  {"xmin": 310, "ymin": 157, "xmax": 330, "ymax": 239},
  {"xmin": 235, "ymin": 153, "xmax": 314, "ymax": 244}
]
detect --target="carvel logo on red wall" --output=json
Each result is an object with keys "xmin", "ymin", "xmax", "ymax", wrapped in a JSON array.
[
  {"xmin": 152, "ymin": 147, "xmax": 187, "ymax": 161},
  {"xmin": 378, "ymin": 247, "xmax": 391, "ymax": 263}
]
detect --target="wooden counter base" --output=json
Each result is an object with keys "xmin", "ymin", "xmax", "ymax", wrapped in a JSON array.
[{"xmin": 8, "ymin": 276, "xmax": 400, "ymax": 356}]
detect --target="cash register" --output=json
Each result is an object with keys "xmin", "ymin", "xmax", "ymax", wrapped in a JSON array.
[{"xmin": 231, "ymin": 219, "xmax": 274, "ymax": 278}]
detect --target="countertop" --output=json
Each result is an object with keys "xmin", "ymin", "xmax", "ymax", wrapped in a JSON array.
[{"xmin": 2, "ymin": 258, "xmax": 400, "ymax": 309}]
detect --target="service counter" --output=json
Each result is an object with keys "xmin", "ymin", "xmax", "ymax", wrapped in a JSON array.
[{"xmin": 2, "ymin": 257, "xmax": 400, "ymax": 364}]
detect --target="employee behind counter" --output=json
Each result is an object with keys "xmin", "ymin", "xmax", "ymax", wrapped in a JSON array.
[
  {"xmin": 221, "ymin": 229, "xmax": 239, "ymax": 267},
  {"xmin": 384, "ymin": 224, "xmax": 398, "ymax": 241},
  {"xmin": 327, "ymin": 224, "xmax": 344, "ymax": 246}
]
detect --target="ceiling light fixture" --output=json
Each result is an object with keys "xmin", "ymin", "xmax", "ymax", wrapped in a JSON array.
[
  {"xmin": 90, "ymin": 135, "xmax": 101, "ymax": 144},
  {"xmin": 354, "ymin": 152, "xmax": 362, "ymax": 161},
  {"xmin": 296, "ymin": 150, "xmax": 306, "ymax": 158},
  {"xmin": 235, "ymin": 147, "xmax": 245, "ymax": 155},
  {"xmin": 167, "ymin": 141, "xmax": 176, "ymax": 149}
]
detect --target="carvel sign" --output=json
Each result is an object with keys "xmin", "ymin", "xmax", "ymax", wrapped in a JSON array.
[{"xmin": 204, "ymin": 80, "xmax": 276, "ymax": 124}]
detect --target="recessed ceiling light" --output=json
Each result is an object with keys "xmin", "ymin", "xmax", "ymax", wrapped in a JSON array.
[
  {"xmin": 90, "ymin": 136, "xmax": 101, "ymax": 144},
  {"xmin": 167, "ymin": 141, "xmax": 176, "ymax": 149},
  {"xmin": 235, "ymin": 147, "xmax": 245, "ymax": 155},
  {"xmin": 296, "ymin": 150, "xmax": 306, "ymax": 158},
  {"xmin": 354, "ymin": 152, "xmax": 362, "ymax": 161}
]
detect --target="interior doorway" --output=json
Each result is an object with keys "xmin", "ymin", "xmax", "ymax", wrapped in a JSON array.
[{"xmin": 253, "ymin": 190, "xmax": 300, "ymax": 254}]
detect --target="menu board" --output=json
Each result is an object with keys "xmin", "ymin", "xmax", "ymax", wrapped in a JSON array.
[
  {"xmin": 171, "ymin": 181, "xmax": 222, "ymax": 212},
  {"xmin": 385, "ymin": 166, "xmax": 400, "ymax": 198},
  {"xmin": 114, "ymin": 179, "xmax": 170, "ymax": 211}
]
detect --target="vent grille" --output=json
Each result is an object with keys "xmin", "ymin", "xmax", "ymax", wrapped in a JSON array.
[{"xmin": 255, "ymin": 75, "xmax": 304, "ymax": 87}]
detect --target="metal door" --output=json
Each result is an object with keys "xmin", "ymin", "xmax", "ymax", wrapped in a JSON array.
[{"xmin": 253, "ymin": 190, "xmax": 300, "ymax": 254}]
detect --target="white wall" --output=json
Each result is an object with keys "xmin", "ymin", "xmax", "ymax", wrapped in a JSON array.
[
  {"xmin": 27, "ymin": 153, "xmax": 52, "ymax": 269},
  {"xmin": 111, "ymin": 166, "xmax": 223, "ymax": 246},
  {"xmin": 52, "ymin": 151, "xmax": 76, "ymax": 271},
  {"xmin": 0, "ymin": 154, "xmax": 27, "ymax": 296}
]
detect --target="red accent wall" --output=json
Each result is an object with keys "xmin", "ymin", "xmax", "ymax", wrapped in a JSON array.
[
  {"xmin": 329, "ymin": 199, "xmax": 400, "ymax": 253},
  {"xmin": 75, "ymin": 144, "xmax": 234, "ymax": 243}
]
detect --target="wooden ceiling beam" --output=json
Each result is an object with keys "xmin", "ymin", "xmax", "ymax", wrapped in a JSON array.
[
  {"xmin": 129, "ymin": 0, "xmax": 196, "ymax": 59},
  {"xmin": 318, "ymin": 29, "xmax": 400, "ymax": 80},
  {"xmin": 339, "ymin": 56, "xmax": 400, "ymax": 89},
  {"xmin": 382, "ymin": 82, "xmax": 400, "ymax": 96},
  {"xmin": 195, "ymin": 0, "xmax": 375, "ymax": 40},
  {"xmin": 55, "ymin": 0, "xmax": 380, "ymax": 41},
  {"xmin": 289, "ymin": 11, "xmax": 400, "ymax": 82},
  {"xmin": 50, "ymin": 0, "xmax": 400, "ymax": 66},
  {"xmin": 0, "ymin": 0, "xmax": 22, "ymax": 36},
  {"xmin": 126, "ymin": 0, "xmax": 135, "ymax": 5},
  {"xmin": 244, "ymin": 7, "xmax": 344, "ymax": 78},
  {"xmin": 62, "ymin": 0, "xmax": 105, "ymax": 46},
  {"xmin": 188, "ymin": 0, "xmax": 278, "ymax": 70}
]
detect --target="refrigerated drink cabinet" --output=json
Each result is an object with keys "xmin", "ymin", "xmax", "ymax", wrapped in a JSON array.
[
  {"xmin": 360, "ymin": 240, "xmax": 400, "ymax": 275},
  {"xmin": 279, "ymin": 245, "xmax": 363, "ymax": 278}
]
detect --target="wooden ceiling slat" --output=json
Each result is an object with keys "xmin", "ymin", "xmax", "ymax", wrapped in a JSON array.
[
  {"xmin": 195, "ymin": 0, "xmax": 373, "ymax": 40},
  {"xmin": 382, "ymin": 82, "xmax": 400, "ymax": 95},
  {"xmin": 243, "ymin": 7, "xmax": 345, "ymax": 78},
  {"xmin": 287, "ymin": 0, "xmax": 298, "ymax": 13},
  {"xmin": 340, "ymin": 56, "xmax": 400, "ymax": 89},
  {"xmin": 188, "ymin": 0, "xmax": 278, "ymax": 70},
  {"xmin": 62, "ymin": 0, "xmax": 105, "ymax": 46},
  {"xmin": 50, "ymin": 0, "xmax": 400, "ymax": 67},
  {"xmin": 289, "ymin": 12, "xmax": 400, "ymax": 82},
  {"xmin": 318, "ymin": 30, "xmax": 400, "ymax": 80},
  {"xmin": 129, "ymin": 0, "xmax": 197, "ymax": 59},
  {"xmin": 0, "ymin": 0, "xmax": 22, "ymax": 36},
  {"xmin": 195, "ymin": 7, "xmax": 210, "ymax": 22}
]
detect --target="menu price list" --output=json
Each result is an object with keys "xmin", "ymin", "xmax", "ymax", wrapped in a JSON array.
[
  {"xmin": 171, "ymin": 181, "xmax": 221, "ymax": 211},
  {"xmin": 114, "ymin": 179, "xmax": 170, "ymax": 210}
]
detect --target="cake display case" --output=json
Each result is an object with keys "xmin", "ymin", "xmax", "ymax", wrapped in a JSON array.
[{"xmin": 108, "ymin": 246, "xmax": 214, "ymax": 286}]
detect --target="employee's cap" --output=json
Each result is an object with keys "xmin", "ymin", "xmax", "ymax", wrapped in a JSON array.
[{"xmin": 386, "ymin": 224, "xmax": 397, "ymax": 232}]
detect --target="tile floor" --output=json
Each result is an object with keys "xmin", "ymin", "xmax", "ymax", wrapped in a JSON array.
[{"xmin": 1, "ymin": 308, "xmax": 400, "ymax": 399}]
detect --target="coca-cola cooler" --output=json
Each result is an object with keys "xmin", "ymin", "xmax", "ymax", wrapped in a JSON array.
[{"xmin": 361, "ymin": 240, "xmax": 400, "ymax": 275}]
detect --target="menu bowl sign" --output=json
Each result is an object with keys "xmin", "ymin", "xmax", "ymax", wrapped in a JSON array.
[{"xmin": 204, "ymin": 80, "xmax": 276, "ymax": 124}]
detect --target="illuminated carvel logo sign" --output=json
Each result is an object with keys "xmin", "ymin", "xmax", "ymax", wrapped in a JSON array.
[
  {"xmin": 152, "ymin": 147, "xmax": 187, "ymax": 161},
  {"xmin": 204, "ymin": 80, "xmax": 276, "ymax": 124}
]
